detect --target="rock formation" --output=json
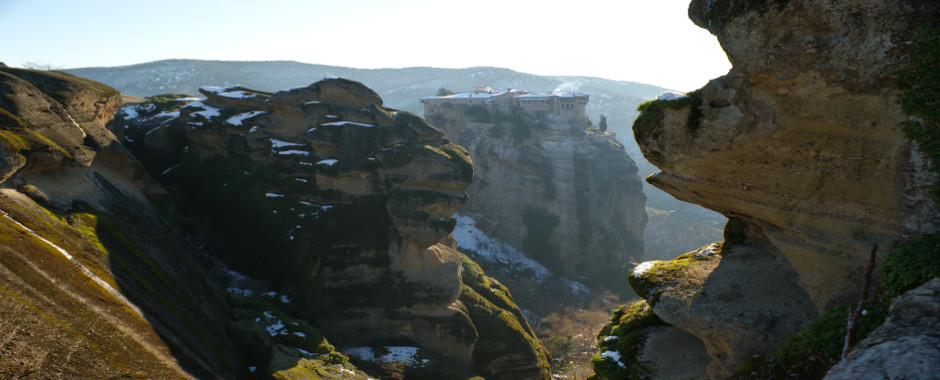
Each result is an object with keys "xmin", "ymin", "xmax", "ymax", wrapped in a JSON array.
[
  {"xmin": 592, "ymin": 0, "xmax": 940, "ymax": 378},
  {"xmin": 121, "ymin": 78, "xmax": 550, "ymax": 379},
  {"xmin": 824, "ymin": 278, "xmax": 940, "ymax": 380},
  {"xmin": 0, "ymin": 68, "xmax": 243, "ymax": 378},
  {"xmin": 423, "ymin": 90, "xmax": 647, "ymax": 291}
]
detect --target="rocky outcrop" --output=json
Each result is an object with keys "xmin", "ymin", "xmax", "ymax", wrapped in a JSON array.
[
  {"xmin": 616, "ymin": 0, "xmax": 940, "ymax": 378},
  {"xmin": 824, "ymin": 277, "xmax": 940, "ymax": 380},
  {"xmin": 123, "ymin": 78, "xmax": 550, "ymax": 379},
  {"xmin": 425, "ymin": 97, "xmax": 647, "ymax": 291},
  {"xmin": 0, "ymin": 68, "xmax": 243, "ymax": 378}
]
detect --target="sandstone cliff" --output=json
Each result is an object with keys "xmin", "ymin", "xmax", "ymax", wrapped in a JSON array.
[
  {"xmin": 424, "ymin": 93, "xmax": 647, "ymax": 291},
  {"xmin": 591, "ymin": 0, "xmax": 940, "ymax": 379},
  {"xmin": 120, "ymin": 78, "xmax": 550, "ymax": 379},
  {"xmin": 0, "ymin": 68, "xmax": 244, "ymax": 378}
]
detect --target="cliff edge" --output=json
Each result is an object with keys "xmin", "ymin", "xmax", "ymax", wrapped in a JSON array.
[{"xmin": 592, "ymin": 0, "xmax": 940, "ymax": 378}]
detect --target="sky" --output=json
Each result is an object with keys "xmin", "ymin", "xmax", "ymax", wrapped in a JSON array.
[{"xmin": 0, "ymin": 0, "xmax": 730, "ymax": 92}]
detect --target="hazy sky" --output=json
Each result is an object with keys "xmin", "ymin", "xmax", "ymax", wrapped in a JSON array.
[{"xmin": 0, "ymin": 0, "xmax": 730, "ymax": 91}]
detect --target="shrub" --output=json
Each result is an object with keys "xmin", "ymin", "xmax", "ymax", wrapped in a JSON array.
[
  {"xmin": 879, "ymin": 232, "xmax": 940, "ymax": 295},
  {"xmin": 896, "ymin": 24, "xmax": 940, "ymax": 199}
]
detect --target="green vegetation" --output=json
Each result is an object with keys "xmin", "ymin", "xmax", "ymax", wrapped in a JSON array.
[
  {"xmin": 459, "ymin": 254, "xmax": 552, "ymax": 379},
  {"xmin": 589, "ymin": 300, "xmax": 668, "ymax": 380},
  {"xmin": 729, "ymin": 300, "xmax": 888, "ymax": 380},
  {"xmin": 879, "ymin": 232, "xmax": 940, "ymax": 296},
  {"xmin": 628, "ymin": 243, "xmax": 722, "ymax": 306},
  {"xmin": 464, "ymin": 105, "xmax": 492, "ymax": 123},
  {"xmin": 896, "ymin": 24, "xmax": 940, "ymax": 199},
  {"xmin": 521, "ymin": 207, "xmax": 562, "ymax": 274},
  {"xmin": 634, "ymin": 90, "xmax": 703, "ymax": 137}
]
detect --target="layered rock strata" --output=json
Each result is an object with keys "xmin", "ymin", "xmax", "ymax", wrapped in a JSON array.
[
  {"xmin": 425, "ymin": 96, "xmax": 647, "ymax": 290},
  {"xmin": 0, "ymin": 68, "xmax": 243, "ymax": 378},
  {"xmin": 123, "ymin": 78, "xmax": 550, "ymax": 379},
  {"xmin": 612, "ymin": 0, "xmax": 940, "ymax": 378}
]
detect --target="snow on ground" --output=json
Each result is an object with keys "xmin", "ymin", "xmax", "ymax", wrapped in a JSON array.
[
  {"xmin": 260, "ymin": 311, "xmax": 286, "ymax": 336},
  {"xmin": 265, "ymin": 193, "xmax": 285, "ymax": 198},
  {"xmin": 317, "ymin": 159, "xmax": 337, "ymax": 166},
  {"xmin": 270, "ymin": 138, "xmax": 305, "ymax": 148},
  {"xmin": 321, "ymin": 121, "xmax": 374, "ymax": 128},
  {"xmin": 277, "ymin": 150, "xmax": 310, "ymax": 156},
  {"xmin": 452, "ymin": 214, "xmax": 550, "ymax": 280},
  {"xmin": 121, "ymin": 105, "xmax": 139, "ymax": 119},
  {"xmin": 226, "ymin": 111, "xmax": 266, "ymax": 126},
  {"xmin": 219, "ymin": 90, "xmax": 257, "ymax": 99},
  {"xmin": 343, "ymin": 346, "xmax": 428, "ymax": 367},
  {"xmin": 200, "ymin": 86, "xmax": 225, "ymax": 94},
  {"xmin": 632, "ymin": 261, "xmax": 655, "ymax": 277},
  {"xmin": 182, "ymin": 101, "xmax": 221, "ymax": 119},
  {"xmin": 601, "ymin": 350, "xmax": 625, "ymax": 367}
]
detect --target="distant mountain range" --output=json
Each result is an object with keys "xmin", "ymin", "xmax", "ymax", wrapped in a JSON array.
[{"xmin": 66, "ymin": 59, "xmax": 670, "ymax": 156}]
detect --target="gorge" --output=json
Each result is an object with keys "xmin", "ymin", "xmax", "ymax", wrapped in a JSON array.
[{"xmin": 2, "ymin": 0, "xmax": 939, "ymax": 379}]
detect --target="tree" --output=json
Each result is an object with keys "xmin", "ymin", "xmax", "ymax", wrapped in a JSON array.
[
  {"xmin": 436, "ymin": 87, "xmax": 455, "ymax": 96},
  {"xmin": 23, "ymin": 61, "xmax": 63, "ymax": 71},
  {"xmin": 598, "ymin": 114, "xmax": 608, "ymax": 132}
]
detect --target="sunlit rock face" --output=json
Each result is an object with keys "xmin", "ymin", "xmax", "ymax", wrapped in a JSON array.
[
  {"xmin": 627, "ymin": 0, "xmax": 940, "ymax": 377},
  {"xmin": 125, "ymin": 78, "xmax": 550, "ymax": 379},
  {"xmin": 424, "ymin": 91, "xmax": 647, "ymax": 291}
]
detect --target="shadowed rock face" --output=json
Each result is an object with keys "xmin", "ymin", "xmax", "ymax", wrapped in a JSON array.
[
  {"xmin": 625, "ymin": 0, "xmax": 940, "ymax": 378},
  {"xmin": 125, "ymin": 78, "xmax": 550, "ymax": 379},
  {"xmin": 0, "ymin": 68, "xmax": 243, "ymax": 378},
  {"xmin": 425, "ymin": 98, "xmax": 647, "ymax": 291}
]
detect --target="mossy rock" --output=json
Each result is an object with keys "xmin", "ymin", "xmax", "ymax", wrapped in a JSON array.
[
  {"xmin": 267, "ymin": 344, "xmax": 367, "ymax": 380},
  {"xmin": 729, "ymin": 300, "xmax": 888, "ymax": 380},
  {"xmin": 459, "ymin": 254, "xmax": 551, "ymax": 379},
  {"xmin": 628, "ymin": 243, "xmax": 723, "ymax": 306},
  {"xmin": 589, "ymin": 299, "xmax": 669, "ymax": 380}
]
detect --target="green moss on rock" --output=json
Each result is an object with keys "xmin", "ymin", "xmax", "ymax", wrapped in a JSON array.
[
  {"xmin": 459, "ymin": 254, "xmax": 551, "ymax": 379},
  {"xmin": 897, "ymin": 24, "xmax": 940, "ymax": 199},
  {"xmin": 729, "ymin": 300, "xmax": 888, "ymax": 380},
  {"xmin": 589, "ymin": 299, "xmax": 669, "ymax": 380},
  {"xmin": 628, "ymin": 243, "xmax": 722, "ymax": 306}
]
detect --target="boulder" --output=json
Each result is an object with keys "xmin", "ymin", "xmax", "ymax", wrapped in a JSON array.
[
  {"xmin": 121, "ymin": 78, "xmax": 550, "ymax": 379},
  {"xmin": 824, "ymin": 278, "xmax": 940, "ymax": 380}
]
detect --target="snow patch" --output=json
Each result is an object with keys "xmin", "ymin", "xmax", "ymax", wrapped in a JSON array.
[
  {"xmin": 317, "ymin": 159, "xmax": 337, "ymax": 166},
  {"xmin": 182, "ymin": 101, "xmax": 220, "ymax": 118},
  {"xmin": 270, "ymin": 139, "xmax": 305, "ymax": 148},
  {"xmin": 226, "ymin": 111, "xmax": 266, "ymax": 126},
  {"xmin": 321, "ymin": 121, "xmax": 374, "ymax": 128},
  {"xmin": 278, "ymin": 150, "xmax": 310, "ymax": 156},
  {"xmin": 265, "ymin": 193, "xmax": 285, "ymax": 198},
  {"xmin": 452, "ymin": 214, "xmax": 550, "ymax": 280},
  {"xmin": 601, "ymin": 350, "xmax": 624, "ymax": 367},
  {"xmin": 219, "ymin": 90, "xmax": 257, "ymax": 99},
  {"xmin": 632, "ymin": 261, "xmax": 655, "ymax": 277}
]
